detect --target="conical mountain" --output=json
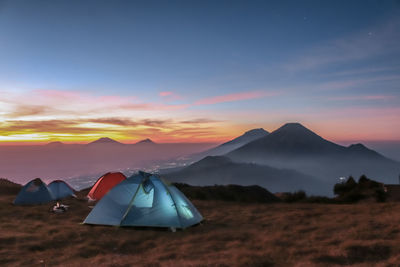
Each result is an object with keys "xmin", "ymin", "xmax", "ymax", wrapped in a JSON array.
[
  {"xmin": 88, "ymin": 137, "xmax": 123, "ymax": 146},
  {"xmin": 227, "ymin": 122, "xmax": 399, "ymax": 186},
  {"xmin": 46, "ymin": 141, "xmax": 64, "ymax": 147},
  {"xmin": 229, "ymin": 123, "xmax": 344, "ymax": 159},
  {"xmin": 135, "ymin": 138, "xmax": 156, "ymax": 145}
]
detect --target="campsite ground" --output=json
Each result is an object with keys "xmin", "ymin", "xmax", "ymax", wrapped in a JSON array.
[{"xmin": 1, "ymin": 191, "xmax": 400, "ymax": 266}]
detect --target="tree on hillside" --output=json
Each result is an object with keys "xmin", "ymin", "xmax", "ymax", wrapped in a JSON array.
[
  {"xmin": 333, "ymin": 175, "xmax": 386, "ymax": 203},
  {"xmin": 334, "ymin": 176, "xmax": 357, "ymax": 196}
]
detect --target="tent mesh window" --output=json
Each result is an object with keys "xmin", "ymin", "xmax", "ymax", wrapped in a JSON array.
[{"xmin": 133, "ymin": 179, "xmax": 154, "ymax": 208}]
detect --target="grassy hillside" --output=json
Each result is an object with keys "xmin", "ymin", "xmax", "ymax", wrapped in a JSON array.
[
  {"xmin": 1, "ymin": 184, "xmax": 400, "ymax": 266},
  {"xmin": 0, "ymin": 178, "xmax": 21, "ymax": 195}
]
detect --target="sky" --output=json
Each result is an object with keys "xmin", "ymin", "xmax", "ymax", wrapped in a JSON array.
[{"xmin": 0, "ymin": 0, "xmax": 399, "ymax": 144}]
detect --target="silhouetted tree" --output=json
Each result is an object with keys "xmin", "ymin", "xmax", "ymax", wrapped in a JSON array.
[
  {"xmin": 334, "ymin": 176, "xmax": 356, "ymax": 195},
  {"xmin": 334, "ymin": 175, "xmax": 386, "ymax": 203}
]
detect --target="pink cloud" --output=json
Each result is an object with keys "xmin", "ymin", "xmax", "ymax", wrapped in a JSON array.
[
  {"xmin": 159, "ymin": 91, "xmax": 183, "ymax": 100},
  {"xmin": 194, "ymin": 91, "xmax": 278, "ymax": 105},
  {"xmin": 3, "ymin": 89, "xmax": 191, "ymax": 119},
  {"xmin": 160, "ymin": 91, "xmax": 173, "ymax": 97},
  {"xmin": 121, "ymin": 103, "xmax": 189, "ymax": 111}
]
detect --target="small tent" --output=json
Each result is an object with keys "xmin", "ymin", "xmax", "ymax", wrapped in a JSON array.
[
  {"xmin": 14, "ymin": 178, "xmax": 55, "ymax": 205},
  {"xmin": 87, "ymin": 172, "xmax": 126, "ymax": 201},
  {"xmin": 48, "ymin": 180, "xmax": 75, "ymax": 200},
  {"xmin": 83, "ymin": 171, "xmax": 203, "ymax": 229}
]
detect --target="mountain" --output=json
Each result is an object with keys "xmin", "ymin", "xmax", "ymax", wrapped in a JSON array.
[
  {"xmin": 135, "ymin": 138, "xmax": 156, "ymax": 145},
  {"xmin": 88, "ymin": 137, "xmax": 124, "ymax": 146},
  {"xmin": 46, "ymin": 141, "xmax": 64, "ymax": 147},
  {"xmin": 228, "ymin": 123, "xmax": 346, "ymax": 159},
  {"xmin": 190, "ymin": 128, "xmax": 269, "ymax": 161},
  {"xmin": 220, "ymin": 128, "xmax": 269, "ymax": 148},
  {"xmin": 0, "ymin": 139, "xmax": 215, "ymax": 185},
  {"xmin": 164, "ymin": 156, "xmax": 326, "ymax": 195},
  {"xmin": 227, "ymin": 123, "xmax": 400, "ymax": 186}
]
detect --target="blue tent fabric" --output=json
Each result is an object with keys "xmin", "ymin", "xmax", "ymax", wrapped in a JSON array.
[
  {"xmin": 14, "ymin": 178, "xmax": 55, "ymax": 205},
  {"xmin": 84, "ymin": 171, "xmax": 203, "ymax": 228},
  {"xmin": 48, "ymin": 180, "xmax": 74, "ymax": 200}
]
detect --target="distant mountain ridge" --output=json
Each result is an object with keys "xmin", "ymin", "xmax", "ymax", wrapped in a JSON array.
[
  {"xmin": 0, "ymin": 138, "xmax": 214, "ymax": 184},
  {"xmin": 135, "ymin": 138, "xmax": 156, "ymax": 144},
  {"xmin": 166, "ymin": 122, "xmax": 400, "ymax": 196},
  {"xmin": 46, "ymin": 141, "xmax": 64, "ymax": 147},
  {"xmin": 164, "ymin": 156, "xmax": 325, "ymax": 195},
  {"xmin": 189, "ymin": 128, "xmax": 269, "ymax": 161},
  {"xmin": 227, "ymin": 122, "xmax": 399, "ymax": 185}
]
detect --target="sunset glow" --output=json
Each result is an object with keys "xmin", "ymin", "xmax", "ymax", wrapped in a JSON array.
[{"xmin": 0, "ymin": 1, "xmax": 399, "ymax": 144}]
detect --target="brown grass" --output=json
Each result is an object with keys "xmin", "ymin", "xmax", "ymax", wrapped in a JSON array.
[{"xmin": 1, "ymin": 193, "xmax": 400, "ymax": 266}]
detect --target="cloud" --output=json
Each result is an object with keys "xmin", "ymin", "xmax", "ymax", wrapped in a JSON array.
[
  {"xmin": 7, "ymin": 104, "xmax": 58, "ymax": 118},
  {"xmin": 0, "ymin": 120, "xmax": 107, "ymax": 134},
  {"xmin": 88, "ymin": 118, "xmax": 139, "ymax": 127},
  {"xmin": 179, "ymin": 118, "xmax": 221, "ymax": 124},
  {"xmin": 0, "ymin": 114, "xmax": 229, "ymax": 143},
  {"xmin": 159, "ymin": 91, "xmax": 173, "ymax": 97},
  {"xmin": 119, "ymin": 103, "xmax": 190, "ymax": 111},
  {"xmin": 159, "ymin": 91, "xmax": 183, "ymax": 100},
  {"xmin": 1, "ymin": 89, "xmax": 190, "ymax": 120},
  {"xmin": 194, "ymin": 91, "xmax": 278, "ymax": 105}
]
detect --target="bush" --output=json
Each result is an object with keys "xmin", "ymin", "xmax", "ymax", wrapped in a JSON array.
[
  {"xmin": 282, "ymin": 190, "xmax": 307, "ymax": 203},
  {"xmin": 334, "ymin": 176, "xmax": 356, "ymax": 195},
  {"xmin": 333, "ymin": 175, "xmax": 386, "ymax": 203}
]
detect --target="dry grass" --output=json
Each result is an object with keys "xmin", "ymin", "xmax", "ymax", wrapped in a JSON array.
[{"xmin": 1, "ymin": 193, "xmax": 400, "ymax": 266}]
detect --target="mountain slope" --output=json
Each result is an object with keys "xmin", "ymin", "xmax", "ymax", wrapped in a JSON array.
[
  {"xmin": 227, "ymin": 123, "xmax": 400, "ymax": 185},
  {"xmin": 190, "ymin": 128, "xmax": 269, "ymax": 161},
  {"xmin": 164, "ymin": 156, "xmax": 327, "ymax": 195}
]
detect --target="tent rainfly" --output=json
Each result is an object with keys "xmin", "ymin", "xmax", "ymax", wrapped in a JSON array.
[
  {"xmin": 14, "ymin": 178, "xmax": 55, "ymax": 205},
  {"xmin": 48, "ymin": 180, "xmax": 75, "ymax": 200},
  {"xmin": 83, "ymin": 171, "xmax": 203, "ymax": 229},
  {"xmin": 87, "ymin": 172, "xmax": 126, "ymax": 201}
]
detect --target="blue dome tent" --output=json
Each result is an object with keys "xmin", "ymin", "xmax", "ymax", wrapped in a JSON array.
[
  {"xmin": 48, "ymin": 180, "xmax": 75, "ymax": 200},
  {"xmin": 83, "ymin": 171, "xmax": 203, "ymax": 229},
  {"xmin": 14, "ymin": 178, "xmax": 55, "ymax": 205}
]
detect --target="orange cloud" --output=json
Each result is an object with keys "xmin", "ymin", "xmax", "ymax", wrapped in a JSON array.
[
  {"xmin": 2, "ymin": 89, "xmax": 191, "ymax": 120},
  {"xmin": 0, "ymin": 115, "xmax": 232, "ymax": 144},
  {"xmin": 194, "ymin": 91, "xmax": 277, "ymax": 105}
]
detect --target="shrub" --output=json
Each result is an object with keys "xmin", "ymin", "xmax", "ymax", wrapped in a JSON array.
[
  {"xmin": 334, "ymin": 176, "xmax": 356, "ymax": 195},
  {"xmin": 282, "ymin": 190, "xmax": 307, "ymax": 203},
  {"xmin": 333, "ymin": 175, "xmax": 386, "ymax": 203}
]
